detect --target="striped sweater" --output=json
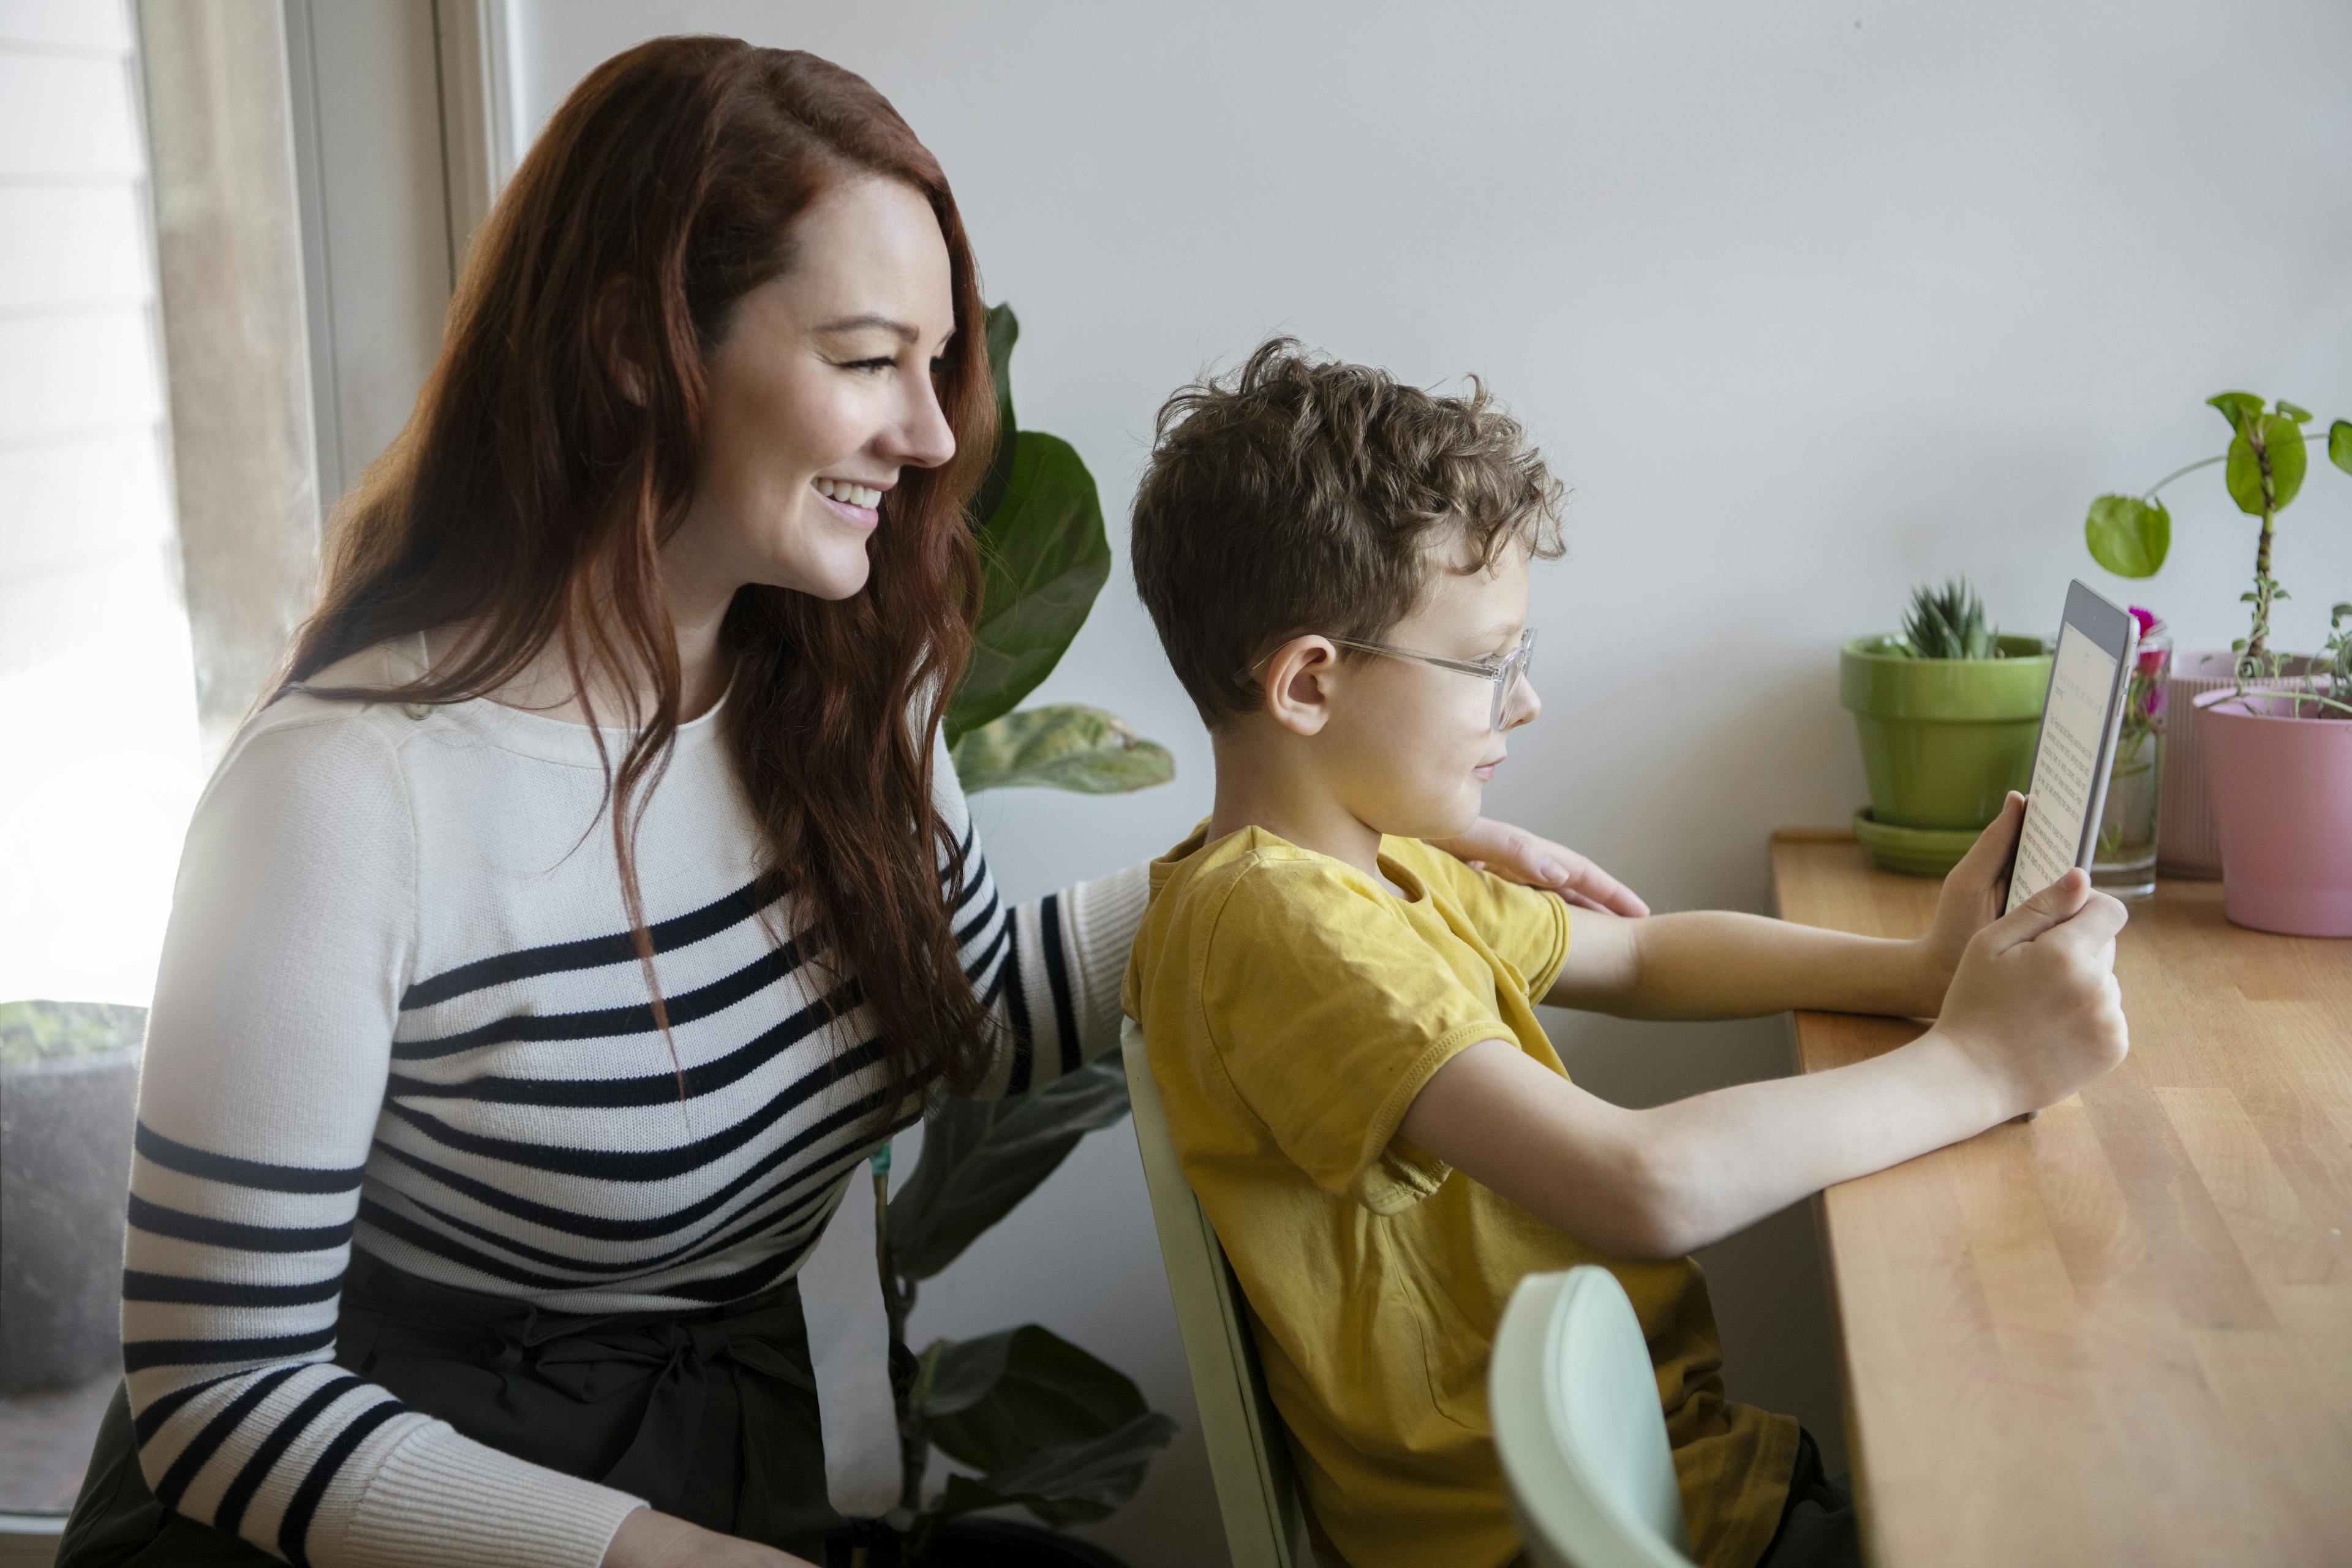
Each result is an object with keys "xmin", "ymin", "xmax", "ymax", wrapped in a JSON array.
[{"xmin": 122, "ymin": 638, "xmax": 1148, "ymax": 1568}]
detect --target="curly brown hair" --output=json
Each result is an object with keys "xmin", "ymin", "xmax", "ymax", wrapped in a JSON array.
[{"xmin": 1130, "ymin": 337, "xmax": 1566, "ymax": 726}]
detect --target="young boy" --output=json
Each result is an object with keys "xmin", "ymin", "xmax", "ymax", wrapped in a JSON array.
[{"xmin": 1121, "ymin": 340, "xmax": 2130, "ymax": 1568}]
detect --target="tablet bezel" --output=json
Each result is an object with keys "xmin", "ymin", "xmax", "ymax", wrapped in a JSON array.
[{"xmin": 2002, "ymin": 580, "xmax": 2139, "ymax": 915}]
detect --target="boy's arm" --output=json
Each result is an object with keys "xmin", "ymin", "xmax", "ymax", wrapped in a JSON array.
[
  {"xmin": 1546, "ymin": 909, "xmax": 1940, "ymax": 1019},
  {"xmin": 1406, "ymin": 861, "xmax": 2130, "ymax": 1260},
  {"xmin": 1543, "ymin": 793, "xmax": 2024, "ymax": 1021}
]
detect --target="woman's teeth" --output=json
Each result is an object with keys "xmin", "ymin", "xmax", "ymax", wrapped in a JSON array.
[{"xmin": 815, "ymin": 478, "xmax": 882, "ymax": 508}]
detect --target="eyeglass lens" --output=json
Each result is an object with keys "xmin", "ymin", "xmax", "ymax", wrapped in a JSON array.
[{"xmin": 1491, "ymin": 630, "xmax": 1536, "ymax": 730}]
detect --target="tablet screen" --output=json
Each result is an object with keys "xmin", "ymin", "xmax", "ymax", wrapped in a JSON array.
[{"xmin": 2005, "ymin": 608, "xmax": 2130, "ymax": 915}]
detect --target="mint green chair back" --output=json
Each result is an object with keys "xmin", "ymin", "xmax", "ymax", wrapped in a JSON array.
[
  {"xmin": 1120, "ymin": 1022, "xmax": 1303, "ymax": 1568},
  {"xmin": 1490, "ymin": 1267, "xmax": 1697, "ymax": 1568}
]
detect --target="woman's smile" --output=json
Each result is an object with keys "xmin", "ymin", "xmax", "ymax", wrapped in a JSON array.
[{"xmin": 813, "ymin": 474, "xmax": 889, "ymax": 528}]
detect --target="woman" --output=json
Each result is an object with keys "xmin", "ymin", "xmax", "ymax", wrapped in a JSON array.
[{"xmin": 58, "ymin": 36, "xmax": 1641, "ymax": 1568}]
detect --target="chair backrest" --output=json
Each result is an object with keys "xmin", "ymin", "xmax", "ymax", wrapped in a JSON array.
[
  {"xmin": 1490, "ymin": 1267, "xmax": 1697, "ymax": 1568},
  {"xmin": 1120, "ymin": 1022, "xmax": 1303, "ymax": 1568}
]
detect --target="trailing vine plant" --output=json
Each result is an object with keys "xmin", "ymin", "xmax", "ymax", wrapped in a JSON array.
[{"xmin": 2084, "ymin": 393, "xmax": 2352, "ymax": 717}]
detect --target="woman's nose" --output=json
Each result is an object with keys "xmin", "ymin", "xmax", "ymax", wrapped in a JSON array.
[{"xmin": 888, "ymin": 377, "xmax": 957, "ymax": 471}]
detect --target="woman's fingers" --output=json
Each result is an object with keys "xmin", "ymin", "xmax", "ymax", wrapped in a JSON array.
[
  {"xmin": 1433, "ymin": 819, "xmax": 1652, "ymax": 916},
  {"xmin": 1550, "ymin": 854, "xmax": 1650, "ymax": 918}
]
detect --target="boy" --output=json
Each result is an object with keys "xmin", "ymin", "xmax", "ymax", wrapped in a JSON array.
[{"xmin": 1121, "ymin": 341, "xmax": 2129, "ymax": 1568}]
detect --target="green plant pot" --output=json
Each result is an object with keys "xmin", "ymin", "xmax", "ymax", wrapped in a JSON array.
[{"xmin": 1839, "ymin": 635, "xmax": 2052, "ymax": 848}]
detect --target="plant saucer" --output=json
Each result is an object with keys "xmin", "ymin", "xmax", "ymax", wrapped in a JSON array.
[{"xmin": 1851, "ymin": 807, "xmax": 1977, "ymax": 878}]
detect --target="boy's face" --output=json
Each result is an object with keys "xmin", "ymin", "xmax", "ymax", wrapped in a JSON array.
[{"xmin": 1315, "ymin": 544, "xmax": 1540, "ymax": 842}]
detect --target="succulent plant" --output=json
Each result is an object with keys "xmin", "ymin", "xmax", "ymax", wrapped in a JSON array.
[{"xmin": 1899, "ymin": 579, "xmax": 2000, "ymax": 660}]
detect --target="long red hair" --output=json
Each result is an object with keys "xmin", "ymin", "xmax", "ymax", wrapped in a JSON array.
[{"xmin": 284, "ymin": 37, "xmax": 997, "ymax": 1115}]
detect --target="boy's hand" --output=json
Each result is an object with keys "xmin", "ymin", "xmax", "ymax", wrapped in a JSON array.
[
  {"xmin": 1913, "ymin": 791, "xmax": 2027, "ymax": 1015},
  {"xmin": 1932, "ymin": 865, "xmax": 2131, "ymax": 1119},
  {"xmin": 1431, "ymin": 816, "xmax": 1651, "ymax": 917}
]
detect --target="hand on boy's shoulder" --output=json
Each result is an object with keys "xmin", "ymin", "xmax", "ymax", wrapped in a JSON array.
[{"xmin": 1426, "ymin": 816, "xmax": 1651, "ymax": 918}]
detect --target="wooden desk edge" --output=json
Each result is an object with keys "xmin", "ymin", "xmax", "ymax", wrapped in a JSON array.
[{"xmin": 1769, "ymin": 827, "xmax": 1860, "ymax": 845}]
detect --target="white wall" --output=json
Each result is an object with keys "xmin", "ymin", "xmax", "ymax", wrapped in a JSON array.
[{"xmin": 508, "ymin": 4, "xmax": 2352, "ymax": 1562}]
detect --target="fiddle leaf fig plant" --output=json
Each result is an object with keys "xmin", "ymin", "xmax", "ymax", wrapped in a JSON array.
[
  {"xmin": 2084, "ymin": 392, "xmax": 2352, "ymax": 708},
  {"xmin": 944, "ymin": 303, "xmax": 1173, "ymax": 783},
  {"xmin": 867, "ymin": 304, "xmax": 1177, "ymax": 1555},
  {"xmin": 950, "ymin": 704, "xmax": 1173, "ymax": 796}
]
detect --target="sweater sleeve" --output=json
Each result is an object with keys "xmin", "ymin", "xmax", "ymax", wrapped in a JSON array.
[
  {"xmin": 929, "ymin": 732, "xmax": 1150, "ymax": 1100},
  {"xmin": 124, "ymin": 710, "xmax": 643, "ymax": 1568}
]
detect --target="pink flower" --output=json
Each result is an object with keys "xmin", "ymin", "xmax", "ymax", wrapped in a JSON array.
[{"xmin": 2129, "ymin": 606, "xmax": 2167, "ymax": 678}]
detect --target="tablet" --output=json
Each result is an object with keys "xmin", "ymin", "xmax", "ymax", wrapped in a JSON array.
[{"xmin": 2004, "ymin": 581, "xmax": 2140, "ymax": 916}]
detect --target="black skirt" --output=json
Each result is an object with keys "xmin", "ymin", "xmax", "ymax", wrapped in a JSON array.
[{"xmin": 56, "ymin": 1249, "xmax": 848, "ymax": 1566}]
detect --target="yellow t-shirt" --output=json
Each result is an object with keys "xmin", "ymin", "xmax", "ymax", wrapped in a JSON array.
[{"xmin": 1121, "ymin": 825, "xmax": 1797, "ymax": 1568}]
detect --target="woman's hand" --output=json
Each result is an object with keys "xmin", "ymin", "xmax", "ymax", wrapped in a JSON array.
[
  {"xmin": 1431, "ymin": 816, "xmax": 1651, "ymax": 917},
  {"xmin": 1913, "ymin": 791, "xmax": 2026, "ymax": 1014},
  {"xmin": 601, "ymin": 1508, "xmax": 816, "ymax": 1568}
]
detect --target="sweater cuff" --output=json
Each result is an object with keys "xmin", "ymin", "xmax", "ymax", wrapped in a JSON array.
[
  {"xmin": 331, "ymin": 1420, "xmax": 645, "ymax": 1568},
  {"xmin": 1065, "ymin": 861, "xmax": 1152, "ymax": 1063}
]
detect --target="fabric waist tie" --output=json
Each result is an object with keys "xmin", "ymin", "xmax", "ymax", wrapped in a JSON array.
[{"xmin": 338, "ymin": 1250, "xmax": 835, "ymax": 1550}]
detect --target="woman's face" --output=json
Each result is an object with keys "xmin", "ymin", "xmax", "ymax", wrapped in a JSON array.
[{"xmin": 668, "ymin": 175, "xmax": 959, "ymax": 609}]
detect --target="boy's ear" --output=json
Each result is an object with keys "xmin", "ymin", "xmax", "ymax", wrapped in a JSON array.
[{"xmin": 1262, "ymin": 636, "xmax": 1337, "ymax": 737}]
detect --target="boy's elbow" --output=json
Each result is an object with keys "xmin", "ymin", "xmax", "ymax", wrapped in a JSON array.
[{"xmin": 1604, "ymin": 1132, "xmax": 1707, "ymax": 1262}]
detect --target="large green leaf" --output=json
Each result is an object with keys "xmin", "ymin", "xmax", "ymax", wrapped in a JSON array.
[
  {"xmin": 947, "ymin": 431, "xmax": 1113, "ymax": 745},
  {"xmin": 2084, "ymin": 495, "xmax": 2171, "ymax": 578},
  {"xmin": 887, "ymin": 1059, "xmax": 1132, "ymax": 1280},
  {"xmin": 2207, "ymin": 390, "xmax": 2264, "ymax": 434},
  {"xmin": 2266, "ymin": 412, "xmax": 2309, "ymax": 511},
  {"xmin": 971, "ymin": 304, "xmax": 1022, "ymax": 525},
  {"xmin": 2332, "ymin": 420, "xmax": 2352, "ymax": 475},
  {"xmin": 930, "ymin": 1414, "xmax": 1179, "ymax": 1525},
  {"xmin": 952, "ymin": 704, "xmax": 1175, "ymax": 795},
  {"xmin": 2223, "ymin": 412, "xmax": 2307, "ymax": 516},
  {"xmin": 919, "ymin": 1325, "xmax": 1146, "ymax": 1442},
  {"xmin": 918, "ymin": 1325, "xmax": 1174, "ymax": 1524}
]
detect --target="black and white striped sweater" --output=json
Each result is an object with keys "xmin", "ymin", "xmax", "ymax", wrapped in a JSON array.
[{"xmin": 122, "ymin": 639, "xmax": 1147, "ymax": 1568}]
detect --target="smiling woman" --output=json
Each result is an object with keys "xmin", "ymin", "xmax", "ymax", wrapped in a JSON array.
[{"xmin": 48, "ymin": 32, "xmax": 1635, "ymax": 1568}]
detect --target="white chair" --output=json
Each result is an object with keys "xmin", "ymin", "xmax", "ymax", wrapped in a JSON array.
[
  {"xmin": 1490, "ymin": 1267, "xmax": 1697, "ymax": 1568},
  {"xmin": 1120, "ymin": 1022, "xmax": 1304, "ymax": 1568}
]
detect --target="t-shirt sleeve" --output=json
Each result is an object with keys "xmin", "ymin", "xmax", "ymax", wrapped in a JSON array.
[
  {"xmin": 1195, "ymin": 859, "xmax": 1518, "ymax": 1214},
  {"xmin": 1392, "ymin": 839, "xmax": 1574, "ymax": 998}
]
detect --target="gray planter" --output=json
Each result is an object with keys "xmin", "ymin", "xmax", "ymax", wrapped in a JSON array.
[{"xmin": 1, "ymin": 1004, "xmax": 144, "ymax": 1393}]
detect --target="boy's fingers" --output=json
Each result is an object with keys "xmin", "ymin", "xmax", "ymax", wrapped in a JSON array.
[
  {"xmin": 1985, "ymin": 867, "xmax": 2094, "ymax": 954},
  {"xmin": 2040, "ymin": 888, "xmax": 2130, "ymax": 958},
  {"xmin": 1951, "ymin": 792, "xmax": 2026, "ymax": 885}
]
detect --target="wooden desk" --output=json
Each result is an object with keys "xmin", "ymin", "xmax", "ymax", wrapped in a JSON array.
[{"xmin": 1770, "ymin": 832, "xmax": 2352, "ymax": 1567}]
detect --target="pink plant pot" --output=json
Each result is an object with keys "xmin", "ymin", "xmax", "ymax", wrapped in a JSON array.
[{"xmin": 2193, "ymin": 688, "xmax": 2352, "ymax": 938}]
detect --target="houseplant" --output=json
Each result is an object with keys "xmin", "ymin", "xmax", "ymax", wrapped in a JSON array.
[
  {"xmin": 870, "ymin": 305, "xmax": 1177, "ymax": 1565},
  {"xmin": 1840, "ymin": 579, "xmax": 2050, "ymax": 875},
  {"xmin": 2086, "ymin": 394, "xmax": 2352, "ymax": 935},
  {"xmin": 0, "ymin": 1000, "xmax": 146, "ymax": 1392}
]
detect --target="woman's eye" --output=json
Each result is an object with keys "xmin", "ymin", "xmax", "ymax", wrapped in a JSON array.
[{"xmin": 842, "ymin": 356, "xmax": 894, "ymax": 374}]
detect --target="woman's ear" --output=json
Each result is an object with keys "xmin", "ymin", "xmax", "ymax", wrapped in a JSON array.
[
  {"xmin": 592, "ymin": 279, "xmax": 650, "ymax": 406},
  {"xmin": 1261, "ymin": 636, "xmax": 1338, "ymax": 737}
]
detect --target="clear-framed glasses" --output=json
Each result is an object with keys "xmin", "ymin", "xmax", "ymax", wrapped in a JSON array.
[{"xmin": 1330, "ymin": 627, "xmax": 1537, "ymax": 731}]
